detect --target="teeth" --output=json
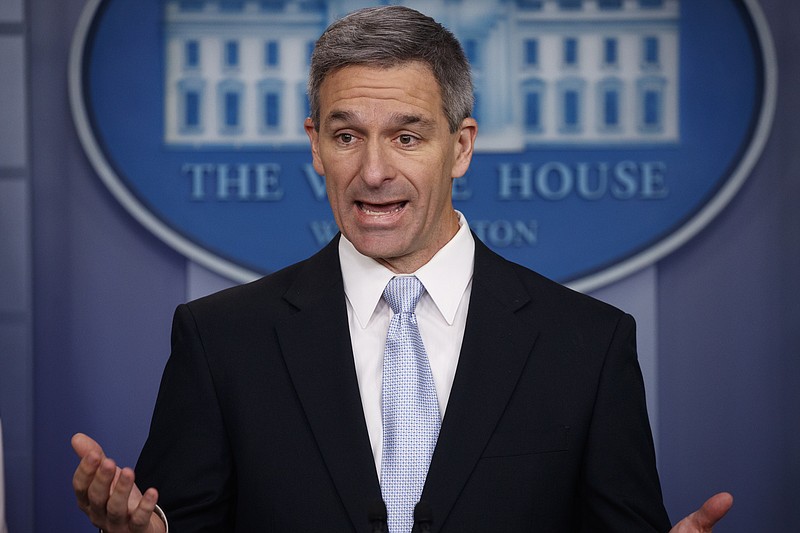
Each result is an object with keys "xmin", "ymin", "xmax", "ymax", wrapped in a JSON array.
[{"xmin": 359, "ymin": 202, "xmax": 404, "ymax": 215}]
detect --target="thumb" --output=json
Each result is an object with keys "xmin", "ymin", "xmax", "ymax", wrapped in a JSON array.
[
  {"xmin": 71, "ymin": 432, "xmax": 105, "ymax": 460},
  {"xmin": 691, "ymin": 492, "xmax": 734, "ymax": 529}
]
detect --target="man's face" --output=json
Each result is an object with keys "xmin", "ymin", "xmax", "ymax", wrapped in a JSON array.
[{"xmin": 305, "ymin": 63, "xmax": 477, "ymax": 274}]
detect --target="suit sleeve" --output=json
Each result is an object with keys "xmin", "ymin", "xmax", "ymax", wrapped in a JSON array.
[
  {"xmin": 135, "ymin": 303, "xmax": 235, "ymax": 531},
  {"xmin": 579, "ymin": 313, "xmax": 672, "ymax": 532}
]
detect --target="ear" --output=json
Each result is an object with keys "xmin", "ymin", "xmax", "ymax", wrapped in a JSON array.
[
  {"xmin": 451, "ymin": 117, "xmax": 478, "ymax": 179},
  {"xmin": 304, "ymin": 117, "xmax": 325, "ymax": 176}
]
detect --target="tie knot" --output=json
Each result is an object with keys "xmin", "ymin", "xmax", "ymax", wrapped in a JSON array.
[{"xmin": 383, "ymin": 276, "xmax": 424, "ymax": 315}]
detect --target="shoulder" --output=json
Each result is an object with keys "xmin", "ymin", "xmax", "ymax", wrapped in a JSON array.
[
  {"xmin": 181, "ymin": 236, "xmax": 341, "ymax": 324},
  {"xmin": 474, "ymin": 237, "xmax": 628, "ymax": 329}
]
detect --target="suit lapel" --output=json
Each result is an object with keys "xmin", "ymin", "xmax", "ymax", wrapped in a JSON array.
[
  {"xmin": 422, "ymin": 239, "xmax": 541, "ymax": 531},
  {"xmin": 274, "ymin": 238, "xmax": 382, "ymax": 533}
]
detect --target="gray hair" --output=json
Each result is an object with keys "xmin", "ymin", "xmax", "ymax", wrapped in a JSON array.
[{"xmin": 308, "ymin": 5, "xmax": 474, "ymax": 133}]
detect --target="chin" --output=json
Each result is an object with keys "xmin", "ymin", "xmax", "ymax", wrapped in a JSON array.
[{"xmin": 350, "ymin": 235, "xmax": 406, "ymax": 261}]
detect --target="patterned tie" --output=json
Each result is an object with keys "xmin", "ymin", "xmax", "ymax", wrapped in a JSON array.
[{"xmin": 380, "ymin": 276, "xmax": 441, "ymax": 533}]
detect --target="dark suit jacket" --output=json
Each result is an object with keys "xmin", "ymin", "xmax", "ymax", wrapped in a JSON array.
[{"xmin": 136, "ymin": 235, "xmax": 671, "ymax": 532}]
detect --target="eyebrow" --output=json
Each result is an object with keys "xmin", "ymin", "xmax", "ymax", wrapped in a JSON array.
[{"xmin": 324, "ymin": 110, "xmax": 437, "ymax": 131}]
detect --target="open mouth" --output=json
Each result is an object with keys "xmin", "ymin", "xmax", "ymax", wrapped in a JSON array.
[{"xmin": 356, "ymin": 201, "xmax": 407, "ymax": 215}]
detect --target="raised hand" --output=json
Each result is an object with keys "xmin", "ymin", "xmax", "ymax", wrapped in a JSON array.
[{"xmin": 71, "ymin": 433, "xmax": 165, "ymax": 533}]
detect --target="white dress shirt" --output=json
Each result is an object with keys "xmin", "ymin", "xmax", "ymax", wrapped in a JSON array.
[{"xmin": 339, "ymin": 212, "xmax": 475, "ymax": 473}]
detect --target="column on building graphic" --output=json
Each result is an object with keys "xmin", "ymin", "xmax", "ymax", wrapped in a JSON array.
[{"xmin": 164, "ymin": 0, "xmax": 326, "ymax": 147}]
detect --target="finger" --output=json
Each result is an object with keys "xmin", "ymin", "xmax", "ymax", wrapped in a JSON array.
[
  {"xmin": 693, "ymin": 492, "xmax": 734, "ymax": 529},
  {"xmin": 129, "ymin": 488, "xmax": 160, "ymax": 533},
  {"xmin": 71, "ymin": 432, "xmax": 104, "ymax": 460},
  {"xmin": 106, "ymin": 467, "xmax": 136, "ymax": 525},
  {"xmin": 86, "ymin": 457, "xmax": 118, "ymax": 517},
  {"xmin": 73, "ymin": 451, "xmax": 102, "ymax": 510}
]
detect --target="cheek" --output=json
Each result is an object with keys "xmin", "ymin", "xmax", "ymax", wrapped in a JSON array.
[
  {"xmin": 428, "ymin": 170, "xmax": 455, "ymax": 203},
  {"xmin": 324, "ymin": 172, "xmax": 353, "ymax": 210},
  {"xmin": 325, "ymin": 176, "xmax": 342, "ymax": 203},
  {"xmin": 327, "ymin": 156, "xmax": 363, "ymax": 192}
]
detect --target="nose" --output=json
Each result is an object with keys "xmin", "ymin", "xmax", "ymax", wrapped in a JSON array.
[{"xmin": 359, "ymin": 139, "xmax": 394, "ymax": 188}]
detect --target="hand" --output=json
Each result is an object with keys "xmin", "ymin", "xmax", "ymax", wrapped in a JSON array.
[
  {"xmin": 71, "ymin": 433, "xmax": 165, "ymax": 533},
  {"xmin": 669, "ymin": 492, "xmax": 733, "ymax": 533}
]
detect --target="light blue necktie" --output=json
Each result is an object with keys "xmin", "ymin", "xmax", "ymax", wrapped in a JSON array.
[{"xmin": 380, "ymin": 276, "xmax": 441, "ymax": 533}]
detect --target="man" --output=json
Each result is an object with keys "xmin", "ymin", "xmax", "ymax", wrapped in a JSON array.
[{"xmin": 72, "ymin": 6, "xmax": 732, "ymax": 532}]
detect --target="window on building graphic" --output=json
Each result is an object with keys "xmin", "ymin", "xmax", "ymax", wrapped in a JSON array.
[
  {"xmin": 218, "ymin": 80, "xmax": 244, "ymax": 134},
  {"xmin": 557, "ymin": 79, "xmax": 585, "ymax": 133},
  {"xmin": 264, "ymin": 92, "xmax": 280, "ymax": 128},
  {"xmin": 604, "ymin": 90, "xmax": 619, "ymax": 127},
  {"xmin": 524, "ymin": 39, "xmax": 539, "ymax": 67},
  {"xmin": 186, "ymin": 91, "xmax": 201, "ymax": 127},
  {"xmin": 643, "ymin": 90, "xmax": 660, "ymax": 127},
  {"xmin": 259, "ymin": 80, "xmax": 284, "ymax": 132},
  {"xmin": 224, "ymin": 40, "xmax": 239, "ymax": 68},
  {"xmin": 522, "ymin": 79, "xmax": 544, "ymax": 133},
  {"xmin": 598, "ymin": 0, "xmax": 623, "ymax": 8},
  {"xmin": 603, "ymin": 38, "xmax": 618, "ymax": 66},
  {"xmin": 598, "ymin": 78, "xmax": 623, "ymax": 131},
  {"xmin": 179, "ymin": 0, "xmax": 204, "ymax": 11},
  {"xmin": 564, "ymin": 91, "xmax": 579, "ymax": 127},
  {"xmin": 564, "ymin": 38, "xmax": 578, "ymax": 66},
  {"xmin": 185, "ymin": 40, "xmax": 200, "ymax": 69},
  {"xmin": 639, "ymin": 0, "xmax": 664, "ymax": 8},
  {"xmin": 526, "ymin": 91, "xmax": 541, "ymax": 132},
  {"xmin": 220, "ymin": 0, "xmax": 245, "ymax": 11},
  {"xmin": 224, "ymin": 92, "xmax": 240, "ymax": 129},
  {"xmin": 178, "ymin": 78, "xmax": 205, "ymax": 134},
  {"xmin": 558, "ymin": 0, "xmax": 582, "ymax": 9},
  {"xmin": 637, "ymin": 77, "xmax": 666, "ymax": 133},
  {"xmin": 265, "ymin": 41, "xmax": 279, "ymax": 67},
  {"xmin": 643, "ymin": 36, "xmax": 660, "ymax": 67}
]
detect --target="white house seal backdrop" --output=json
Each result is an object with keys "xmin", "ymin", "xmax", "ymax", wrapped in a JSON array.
[{"xmin": 70, "ymin": 0, "xmax": 776, "ymax": 291}]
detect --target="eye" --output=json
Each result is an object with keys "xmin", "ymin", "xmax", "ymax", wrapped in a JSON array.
[
  {"xmin": 397, "ymin": 134, "xmax": 418, "ymax": 146},
  {"xmin": 337, "ymin": 133, "xmax": 354, "ymax": 144}
]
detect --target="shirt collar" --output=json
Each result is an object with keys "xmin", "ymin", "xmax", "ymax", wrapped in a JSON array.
[{"xmin": 339, "ymin": 211, "xmax": 475, "ymax": 328}]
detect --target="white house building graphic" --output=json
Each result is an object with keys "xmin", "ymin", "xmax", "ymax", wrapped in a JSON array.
[{"xmin": 163, "ymin": 0, "xmax": 679, "ymax": 150}]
